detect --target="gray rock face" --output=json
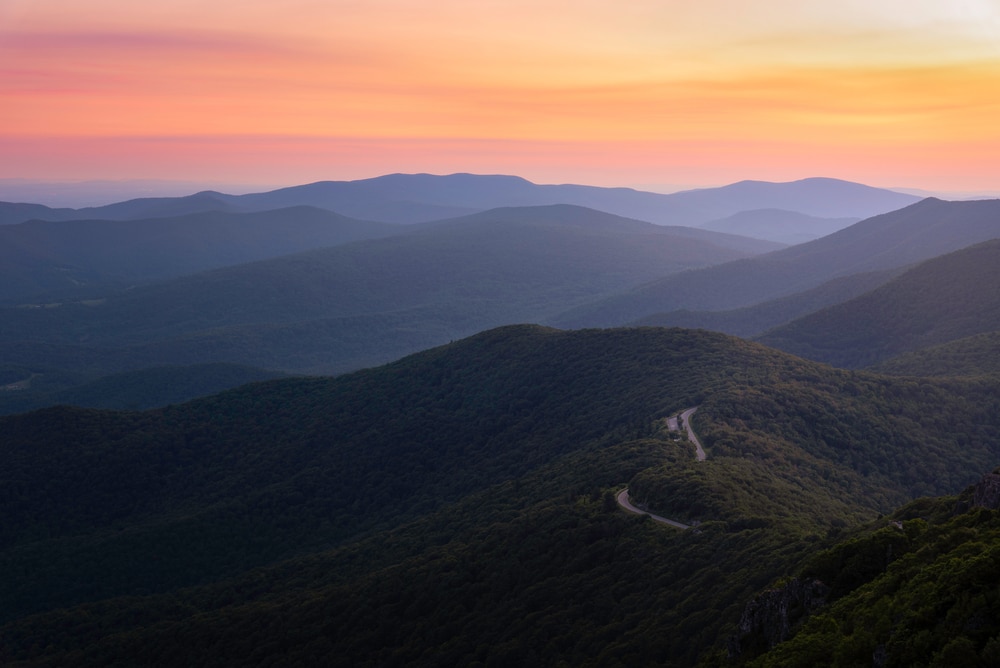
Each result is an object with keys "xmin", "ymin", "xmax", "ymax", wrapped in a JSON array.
[
  {"xmin": 728, "ymin": 577, "xmax": 829, "ymax": 659},
  {"xmin": 972, "ymin": 471, "xmax": 1000, "ymax": 510}
]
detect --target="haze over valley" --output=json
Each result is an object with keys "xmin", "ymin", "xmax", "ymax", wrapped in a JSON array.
[
  {"xmin": 3, "ymin": 169, "xmax": 1000, "ymax": 667},
  {"xmin": 6, "ymin": 1, "xmax": 1000, "ymax": 665}
]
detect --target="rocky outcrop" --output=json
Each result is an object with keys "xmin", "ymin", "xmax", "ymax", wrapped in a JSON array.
[
  {"xmin": 972, "ymin": 471, "xmax": 1000, "ymax": 510},
  {"xmin": 728, "ymin": 577, "xmax": 829, "ymax": 659}
]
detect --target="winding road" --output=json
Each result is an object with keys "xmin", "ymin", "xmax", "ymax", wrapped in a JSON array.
[
  {"xmin": 616, "ymin": 488, "xmax": 690, "ymax": 529},
  {"xmin": 680, "ymin": 407, "xmax": 706, "ymax": 461},
  {"xmin": 616, "ymin": 406, "xmax": 706, "ymax": 529}
]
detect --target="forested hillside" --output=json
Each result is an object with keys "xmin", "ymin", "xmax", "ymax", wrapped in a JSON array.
[
  {"xmin": 744, "ymin": 474, "xmax": 1000, "ymax": 666},
  {"xmin": 870, "ymin": 331, "xmax": 1000, "ymax": 377},
  {"xmin": 3, "ymin": 326, "xmax": 1000, "ymax": 666},
  {"xmin": 0, "ymin": 363, "xmax": 286, "ymax": 414},
  {"xmin": 759, "ymin": 238, "xmax": 1000, "ymax": 368}
]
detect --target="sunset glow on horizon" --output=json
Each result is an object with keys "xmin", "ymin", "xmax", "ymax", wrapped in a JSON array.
[{"xmin": 3, "ymin": 0, "xmax": 1000, "ymax": 192}]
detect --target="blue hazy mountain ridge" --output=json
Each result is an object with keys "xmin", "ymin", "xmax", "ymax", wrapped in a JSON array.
[
  {"xmin": 630, "ymin": 267, "xmax": 906, "ymax": 337},
  {"xmin": 696, "ymin": 208, "xmax": 860, "ymax": 244},
  {"xmin": 554, "ymin": 197, "xmax": 1000, "ymax": 328},
  {"xmin": 0, "ymin": 191, "xmax": 240, "ymax": 225},
  {"xmin": 0, "ymin": 202, "xmax": 80, "ymax": 226},
  {"xmin": 0, "ymin": 204, "xmax": 772, "ymax": 376},
  {"xmin": 0, "ymin": 207, "xmax": 402, "ymax": 304},
  {"xmin": 666, "ymin": 177, "xmax": 919, "ymax": 220},
  {"xmin": 71, "ymin": 190, "xmax": 244, "ymax": 221},
  {"xmin": 0, "ymin": 178, "xmax": 270, "ymax": 208},
  {"xmin": 757, "ymin": 238, "xmax": 1000, "ymax": 369},
  {"xmin": 197, "ymin": 174, "xmax": 922, "ymax": 225},
  {"xmin": 0, "ymin": 173, "xmax": 920, "ymax": 231},
  {"xmin": 412, "ymin": 203, "xmax": 783, "ymax": 254}
]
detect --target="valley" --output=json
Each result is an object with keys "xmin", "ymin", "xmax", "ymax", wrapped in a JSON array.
[
  {"xmin": 11, "ymin": 0, "xmax": 1000, "ymax": 663},
  {"xmin": 2, "ymin": 173, "xmax": 1000, "ymax": 666}
]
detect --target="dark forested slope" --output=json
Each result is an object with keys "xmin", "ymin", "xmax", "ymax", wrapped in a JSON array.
[
  {"xmin": 0, "ymin": 363, "xmax": 287, "ymax": 414},
  {"xmin": 3, "ymin": 326, "xmax": 1000, "ymax": 666},
  {"xmin": 869, "ymin": 331, "xmax": 1000, "ymax": 377},
  {"xmin": 741, "ymin": 474, "xmax": 1000, "ymax": 667}
]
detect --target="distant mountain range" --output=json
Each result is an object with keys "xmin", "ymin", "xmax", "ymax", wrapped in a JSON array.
[
  {"xmin": 631, "ymin": 267, "xmax": 906, "ymax": 337},
  {"xmin": 6, "ymin": 171, "xmax": 1000, "ymax": 666},
  {"xmin": 8, "ymin": 172, "xmax": 918, "ymax": 304},
  {"xmin": 0, "ymin": 207, "xmax": 401, "ymax": 303},
  {"xmin": 1, "ymin": 173, "xmax": 996, "ymax": 413},
  {"xmin": 0, "ymin": 173, "xmax": 919, "ymax": 237},
  {"xmin": 556, "ymin": 198, "xmax": 1000, "ymax": 328},
  {"xmin": 758, "ymin": 238, "xmax": 1000, "ymax": 368},
  {"xmin": 695, "ymin": 208, "xmax": 860, "ymax": 245},
  {"xmin": 0, "ymin": 204, "xmax": 776, "ymax": 409}
]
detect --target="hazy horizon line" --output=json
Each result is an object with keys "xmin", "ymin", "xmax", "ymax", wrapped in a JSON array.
[{"xmin": 2, "ymin": 173, "xmax": 998, "ymax": 209}]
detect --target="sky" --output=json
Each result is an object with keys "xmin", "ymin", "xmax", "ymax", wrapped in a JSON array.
[{"xmin": 3, "ymin": 0, "xmax": 1000, "ymax": 193}]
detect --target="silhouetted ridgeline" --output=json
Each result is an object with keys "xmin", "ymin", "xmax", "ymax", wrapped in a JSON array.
[{"xmin": 0, "ymin": 173, "xmax": 920, "ymax": 227}]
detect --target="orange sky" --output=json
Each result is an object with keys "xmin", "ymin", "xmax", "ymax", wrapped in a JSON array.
[{"xmin": 3, "ymin": 0, "xmax": 1000, "ymax": 192}]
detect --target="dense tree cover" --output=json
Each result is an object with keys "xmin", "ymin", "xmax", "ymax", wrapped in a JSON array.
[
  {"xmin": 3, "ymin": 326, "xmax": 1000, "ymax": 665},
  {"xmin": 0, "ymin": 327, "xmax": 716, "ymax": 622},
  {"xmin": 870, "ymin": 330, "xmax": 1000, "ymax": 378},
  {"xmin": 747, "ymin": 488, "xmax": 1000, "ymax": 667},
  {"xmin": 629, "ymin": 361, "xmax": 1000, "ymax": 538},
  {"xmin": 760, "ymin": 239, "xmax": 1000, "ymax": 368},
  {"xmin": 0, "ymin": 363, "xmax": 286, "ymax": 415},
  {"xmin": 0, "ymin": 435, "xmax": 836, "ymax": 667}
]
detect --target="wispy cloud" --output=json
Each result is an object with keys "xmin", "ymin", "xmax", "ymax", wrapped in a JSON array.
[{"xmin": 2, "ymin": 1, "xmax": 1000, "ymax": 190}]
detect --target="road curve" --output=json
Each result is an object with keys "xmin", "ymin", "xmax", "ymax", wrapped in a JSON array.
[
  {"xmin": 616, "ymin": 488, "xmax": 690, "ymax": 530},
  {"xmin": 680, "ymin": 407, "xmax": 706, "ymax": 461}
]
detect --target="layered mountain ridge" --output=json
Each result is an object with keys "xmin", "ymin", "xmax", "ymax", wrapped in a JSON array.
[
  {"xmin": 1, "ymin": 173, "xmax": 919, "ymax": 229},
  {"xmin": 3, "ymin": 171, "xmax": 1000, "ymax": 665}
]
